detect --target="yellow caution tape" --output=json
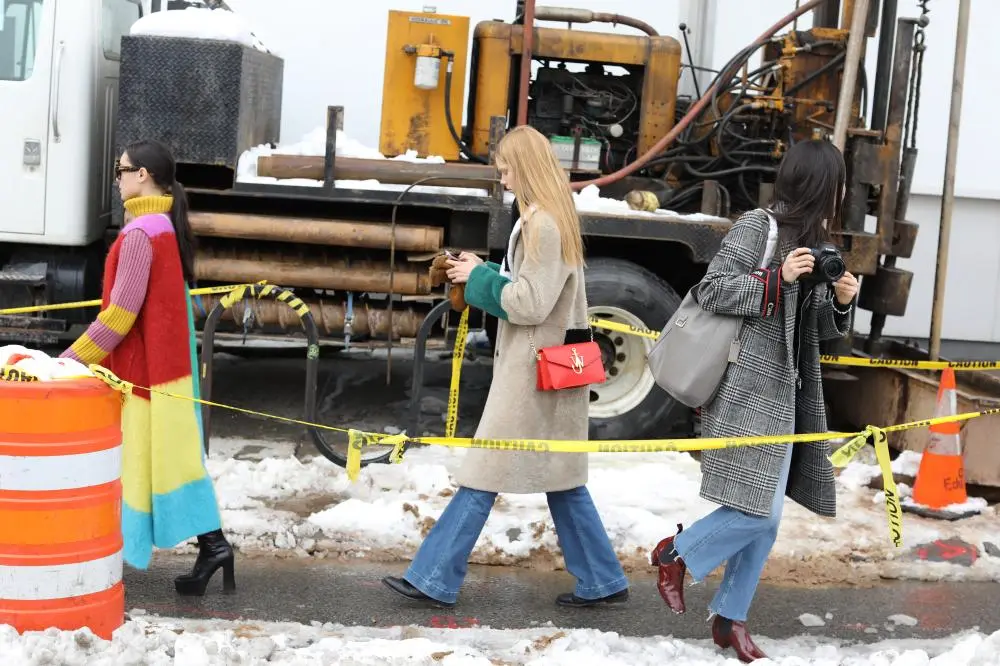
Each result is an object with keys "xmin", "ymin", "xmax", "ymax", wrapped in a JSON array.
[
  {"xmin": 589, "ymin": 316, "xmax": 660, "ymax": 340},
  {"xmin": 346, "ymin": 430, "xmax": 409, "ymax": 482},
  {"xmin": 217, "ymin": 281, "xmax": 310, "ymax": 317},
  {"xmin": 819, "ymin": 355, "xmax": 1000, "ymax": 371},
  {"xmin": 829, "ymin": 425, "xmax": 902, "ymax": 547},
  {"xmin": 0, "ymin": 365, "xmax": 40, "ymax": 382},
  {"xmin": 0, "ymin": 283, "xmax": 263, "ymax": 317},
  {"xmin": 588, "ymin": 316, "xmax": 1000, "ymax": 370},
  {"xmin": 445, "ymin": 308, "xmax": 470, "ymax": 439},
  {"xmin": 81, "ymin": 353, "xmax": 1000, "ymax": 548}
]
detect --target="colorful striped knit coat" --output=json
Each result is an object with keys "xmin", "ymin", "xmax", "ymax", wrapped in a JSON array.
[{"xmin": 62, "ymin": 195, "xmax": 222, "ymax": 569}]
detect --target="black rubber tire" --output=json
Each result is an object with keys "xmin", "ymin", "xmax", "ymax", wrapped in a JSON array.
[{"xmin": 584, "ymin": 257, "xmax": 689, "ymax": 441}]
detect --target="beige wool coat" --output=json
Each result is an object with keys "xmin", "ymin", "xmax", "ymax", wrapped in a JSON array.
[{"xmin": 454, "ymin": 211, "xmax": 591, "ymax": 494}]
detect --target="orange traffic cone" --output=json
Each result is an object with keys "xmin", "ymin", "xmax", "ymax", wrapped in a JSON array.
[{"xmin": 911, "ymin": 368, "xmax": 968, "ymax": 510}]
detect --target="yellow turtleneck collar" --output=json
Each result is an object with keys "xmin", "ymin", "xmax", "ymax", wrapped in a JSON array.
[{"xmin": 124, "ymin": 195, "xmax": 173, "ymax": 219}]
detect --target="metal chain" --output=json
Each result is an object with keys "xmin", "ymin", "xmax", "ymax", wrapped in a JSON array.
[{"xmin": 906, "ymin": 0, "xmax": 930, "ymax": 148}]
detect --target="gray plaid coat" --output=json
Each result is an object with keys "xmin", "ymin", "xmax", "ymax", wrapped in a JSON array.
[{"xmin": 696, "ymin": 208, "xmax": 851, "ymax": 518}]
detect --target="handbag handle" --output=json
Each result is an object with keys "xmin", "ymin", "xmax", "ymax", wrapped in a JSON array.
[{"xmin": 528, "ymin": 325, "xmax": 594, "ymax": 360}]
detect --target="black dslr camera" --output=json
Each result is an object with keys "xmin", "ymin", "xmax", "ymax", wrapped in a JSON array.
[{"xmin": 805, "ymin": 243, "xmax": 846, "ymax": 283}]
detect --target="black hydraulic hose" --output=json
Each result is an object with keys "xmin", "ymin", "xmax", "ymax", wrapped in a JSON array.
[
  {"xmin": 443, "ymin": 53, "xmax": 487, "ymax": 164},
  {"xmin": 786, "ymin": 51, "xmax": 846, "ymax": 96},
  {"xmin": 682, "ymin": 161, "xmax": 778, "ymax": 179}
]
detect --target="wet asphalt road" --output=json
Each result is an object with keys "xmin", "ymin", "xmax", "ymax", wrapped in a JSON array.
[{"xmin": 126, "ymin": 556, "xmax": 999, "ymax": 643}]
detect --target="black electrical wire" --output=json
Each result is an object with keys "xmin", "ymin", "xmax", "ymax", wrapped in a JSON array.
[{"xmin": 443, "ymin": 54, "xmax": 487, "ymax": 165}]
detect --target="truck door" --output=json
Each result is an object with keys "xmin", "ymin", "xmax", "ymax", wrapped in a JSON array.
[{"xmin": 0, "ymin": 0, "xmax": 56, "ymax": 235}]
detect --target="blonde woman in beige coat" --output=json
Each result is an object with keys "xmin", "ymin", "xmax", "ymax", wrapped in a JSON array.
[{"xmin": 382, "ymin": 126, "xmax": 629, "ymax": 608}]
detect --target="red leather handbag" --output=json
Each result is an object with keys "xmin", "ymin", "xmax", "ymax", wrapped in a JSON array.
[{"xmin": 530, "ymin": 329, "xmax": 607, "ymax": 391}]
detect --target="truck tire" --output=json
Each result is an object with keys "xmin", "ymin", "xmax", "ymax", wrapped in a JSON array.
[{"xmin": 585, "ymin": 257, "xmax": 688, "ymax": 440}]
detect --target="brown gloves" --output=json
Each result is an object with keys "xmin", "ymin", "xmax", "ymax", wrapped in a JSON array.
[{"xmin": 429, "ymin": 252, "xmax": 467, "ymax": 312}]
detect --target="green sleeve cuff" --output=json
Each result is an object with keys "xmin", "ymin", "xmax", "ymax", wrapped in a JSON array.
[
  {"xmin": 465, "ymin": 264, "xmax": 509, "ymax": 320},
  {"xmin": 485, "ymin": 261, "xmax": 502, "ymax": 273}
]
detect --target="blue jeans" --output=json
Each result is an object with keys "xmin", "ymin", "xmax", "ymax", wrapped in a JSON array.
[
  {"xmin": 404, "ymin": 486, "xmax": 629, "ymax": 604},
  {"xmin": 674, "ymin": 444, "xmax": 794, "ymax": 622}
]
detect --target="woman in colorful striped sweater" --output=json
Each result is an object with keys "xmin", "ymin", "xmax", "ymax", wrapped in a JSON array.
[{"xmin": 62, "ymin": 140, "xmax": 235, "ymax": 597}]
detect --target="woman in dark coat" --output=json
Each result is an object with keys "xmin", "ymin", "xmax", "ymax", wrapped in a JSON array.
[{"xmin": 649, "ymin": 139, "xmax": 859, "ymax": 662}]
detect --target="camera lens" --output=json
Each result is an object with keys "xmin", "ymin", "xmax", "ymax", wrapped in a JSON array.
[{"xmin": 823, "ymin": 257, "xmax": 846, "ymax": 282}]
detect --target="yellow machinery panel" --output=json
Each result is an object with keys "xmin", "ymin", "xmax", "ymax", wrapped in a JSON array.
[
  {"xmin": 379, "ymin": 10, "xmax": 470, "ymax": 161},
  {"xmin": 469, "ymin": 22, "xmax": 682, "ymax": 160}
]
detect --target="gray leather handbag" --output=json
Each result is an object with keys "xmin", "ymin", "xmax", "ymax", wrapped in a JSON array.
[{"xmin": 646, "ymin": 214, "xmax": 777, "ymax": 408}]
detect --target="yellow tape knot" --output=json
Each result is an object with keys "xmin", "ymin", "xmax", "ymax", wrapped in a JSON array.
[
  {"xmin": 829, "ymin": 425, "xmax": 903, "ymax": 549},
  {"xmin": 346, "ymin": 431, "xmax": 410, "ymax": 482},
  {"xmin": 89, "ymin": 364, "xmax": 134, "ymax": 396}
]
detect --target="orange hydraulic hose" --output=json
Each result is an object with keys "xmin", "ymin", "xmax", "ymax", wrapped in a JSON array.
[
  {"xmin": 516, "ymin": 0, "xmax": 537, "ymax": 126},
  {"xmin": 569, "ymin": 0, "xmax": 833, "ymax": 191}
]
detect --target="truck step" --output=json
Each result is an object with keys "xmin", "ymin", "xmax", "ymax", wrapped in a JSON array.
[{"xmin": 0, "ymin": 315, "xmax": 65, "ymax": 346}]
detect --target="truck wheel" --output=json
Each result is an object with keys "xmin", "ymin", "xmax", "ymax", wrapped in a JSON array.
[{"xmin": 585, "ymin": 258, "xmax": 688, "ymax": 440}]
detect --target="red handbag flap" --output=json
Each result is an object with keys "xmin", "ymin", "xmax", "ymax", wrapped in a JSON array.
[{"xmin": 538, "ymin": 342, "xmax": 602, "ymax": 371}]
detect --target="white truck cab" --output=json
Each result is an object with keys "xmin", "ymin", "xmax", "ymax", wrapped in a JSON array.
[{"xmin": 0, "ymin": 0, "xmax": 195, "ymax": 332}]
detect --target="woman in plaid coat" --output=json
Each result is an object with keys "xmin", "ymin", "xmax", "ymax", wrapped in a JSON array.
[{"xmin": 650, "ymin": 140, "xmax": 860, "ymax": 663}]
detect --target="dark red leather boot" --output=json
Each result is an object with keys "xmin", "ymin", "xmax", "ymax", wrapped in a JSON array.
[
  {"xmin": 649, "ymin": 523, "xmax": 686, "ymax": 614},
  {"xmin": 712, "ymin": 615, "xmax": 768, "ymax": 663}
]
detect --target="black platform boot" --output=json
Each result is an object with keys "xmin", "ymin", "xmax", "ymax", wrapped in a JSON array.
[{"xmin": 174, "ymin": 529, "xmax": 236, "ymax": 596}]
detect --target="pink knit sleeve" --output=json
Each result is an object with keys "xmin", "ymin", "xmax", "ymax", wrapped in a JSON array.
[{"xmin": 61, "ymin": 231, "xmax": 153, "ymax": 365}]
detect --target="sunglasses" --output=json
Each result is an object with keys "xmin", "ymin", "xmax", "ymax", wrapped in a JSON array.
[{"xmin": 114, "ymin": 159, "xmax": 141, "ymax": 180}]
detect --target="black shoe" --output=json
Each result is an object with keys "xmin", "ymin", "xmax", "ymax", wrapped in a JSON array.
[
  {"xmin": 174, "ymin": 529, "xmax": 236, "ymax": 596},
  {"xmin": 382, "ymin": 576, "xmax": 455, "ymax": 608},
  {"xmin": 556, "ymin": 588, "xmax": 630, "ymax": 607}
]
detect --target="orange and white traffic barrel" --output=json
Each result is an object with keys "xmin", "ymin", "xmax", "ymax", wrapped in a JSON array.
[{"xmin": 0, "ymin": 376, "xmax": 124, "ymax": 639}]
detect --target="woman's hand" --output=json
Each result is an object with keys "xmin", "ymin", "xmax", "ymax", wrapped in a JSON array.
[
  {"xmin": 458, "ymin": 251, "xmax": 483, "ymax": 265},
  {"xmin": 446, "ymin": 257, "xmax": 477, "ymax": 284},
  {"xmin": 834, "ymin": 271, "xmax": 859, "ymax": 305},
  {"xmin": 782, "ymin": 247, "xmax": 815, "ymax": 283}
]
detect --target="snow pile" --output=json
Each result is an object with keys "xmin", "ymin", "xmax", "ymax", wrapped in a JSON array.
[
  {"xmin": 130, "ymin": 7, "xmax": 271, "ymax": 53},
  {"xmin": 573, "ymin": 183, "xmax": 719, "ymax": 221},
  {"xmin": 840, "ymin": 450, "xmax": 988, "ymax": 518},
  {"xmin": 202, "ymin": 439, "xmax": 1000, "ymax": 583},
  {"xmin": 0, "ymin": 345, "xmax": 92, "ymax": 381},
  {"xmin": 235, "ymin": 126, "xmax": 722, "ymax": 219},
  {"xmin": 3, "ymin": 616, "xmax": 1000, "ymax": 665}
]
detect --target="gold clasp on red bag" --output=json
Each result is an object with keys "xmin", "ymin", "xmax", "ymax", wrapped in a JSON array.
[{"xmin": 570, "ymin": 347, "xmax": 585, "ymax": 374}]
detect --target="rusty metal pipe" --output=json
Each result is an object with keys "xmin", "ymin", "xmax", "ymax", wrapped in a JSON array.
[
  {"xmin": 832, "ymin": 0, "xmax": 870, "ymax": 151},
  {"xmin": 197, "ymin": 294, "xmax": 427, "ymax": 340},
  {"xmin": 533, "ymin": 7, "xmax": 658, "ymax": 36},
  {"xmin": 516, "ymin": 0, "xmax": 536, "ymax": 126},
  {"xmin": 929, "ymin": 0, "xmax": 971, "ymax": 361},
  {"xmin": 256, "ymin": 155, "xmax": 497, "ymax": 187},
  {"xmin": 194, "ymin": 252, "xmax": 433, "ymax": 295},
  {"xmin": 570, "ymin": 0, "xmax": 831, "ymax": 191},
  {"xmin": 189, "ymin": 212, "xmax": 443, "ymax": 252}
]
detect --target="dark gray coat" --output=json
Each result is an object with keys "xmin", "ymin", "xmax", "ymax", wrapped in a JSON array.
[{"xmin": 696, "ymin": 208, "xmax": 851, "ymax": 518}]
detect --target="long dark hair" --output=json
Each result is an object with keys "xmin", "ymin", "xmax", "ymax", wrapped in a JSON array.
[
  {"xmin": 124, "ymin": 140, "xmax": 196, "ymax": 283},
  {"xmin": 768, "ymin": 139, "xmax": 846, "ymax": 248}
]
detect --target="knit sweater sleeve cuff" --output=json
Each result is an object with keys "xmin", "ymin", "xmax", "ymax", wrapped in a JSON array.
[
  {"xmin": 464, "ymin": 264, "xmax": 510, "ymax": 320},
  {"xmin": 65, "ymin": 231, "xmax": 153, "ymax": 366},
  {"xmin": 485, "ymin": 261, "xmax": 502, "ymax": 273}
]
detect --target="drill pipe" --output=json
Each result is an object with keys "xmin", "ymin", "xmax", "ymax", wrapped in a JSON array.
[
  {"xmin": 195, "ymin": 294, "xmax": 427, "ymax": 339},
  {"xmin": 188, "ymin": 212, "xmax": 443, "ymax": 252},
  {"xmin": 256, "ymin": 155, "xmax": 497, "ymax": 188},
  {"xmin": 194, "ymin": 252, "xmax": 433, "ymax": 295}
]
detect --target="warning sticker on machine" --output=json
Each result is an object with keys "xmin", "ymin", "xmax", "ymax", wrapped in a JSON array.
[{"xmin": 409, "ymin": 16, "xmax": 451, "ymax": 25}]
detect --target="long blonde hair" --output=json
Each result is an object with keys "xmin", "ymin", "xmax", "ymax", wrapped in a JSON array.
[{"xmin": 496, "ymin": 126, "xmax": 585, "ymax": 267}]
